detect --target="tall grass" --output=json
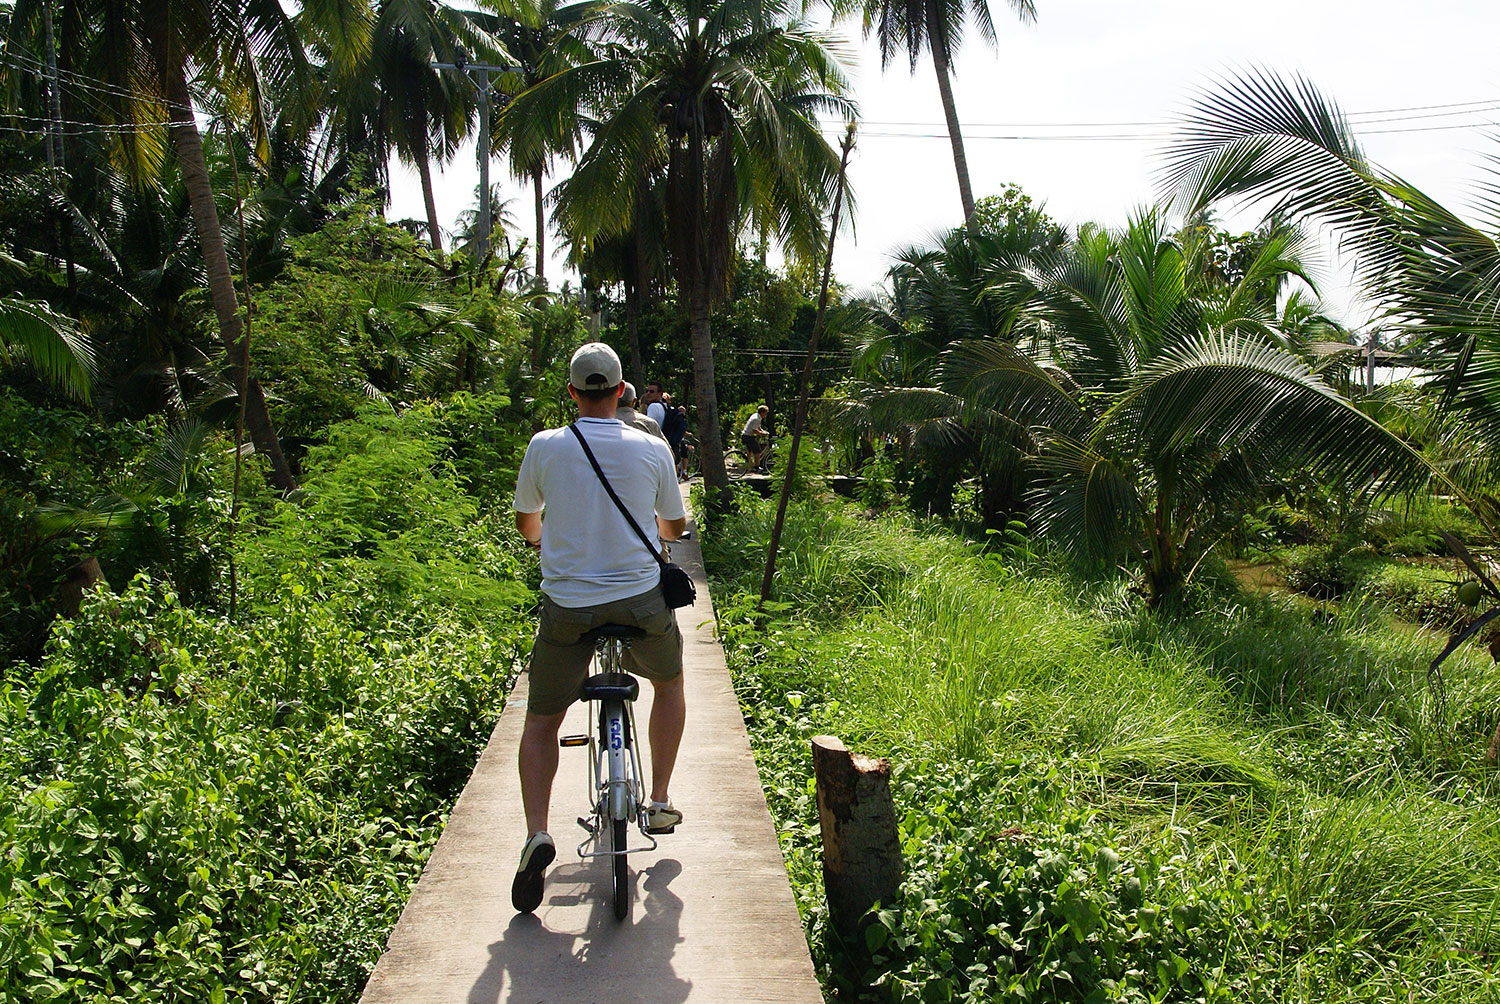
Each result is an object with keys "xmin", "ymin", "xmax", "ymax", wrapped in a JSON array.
[{"xmin": 706, "ymin": 496, "xmax": 1500, "ymax": 1001}]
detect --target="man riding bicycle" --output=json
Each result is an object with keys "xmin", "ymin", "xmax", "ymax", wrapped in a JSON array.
[
  {"xmin": 740, "ymin": 404, "xmax": 770, "ymax": 472},
  {"xmin": 510, "ymin": 342, "xmax": 687, "ymax": 914}
]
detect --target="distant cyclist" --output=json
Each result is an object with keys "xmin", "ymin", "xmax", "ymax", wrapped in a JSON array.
[
  {"xmin": 510, "ymin": 342, "xmax": 687, "ymax": 914},
  {"xmin": 740, "ymin": 404, "xmax": 770, "ymax": 472}
]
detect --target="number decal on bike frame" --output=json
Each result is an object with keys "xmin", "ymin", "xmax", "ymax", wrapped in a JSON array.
[{"xmin": 609, "ymin": 716, "xmax": 623, "ymax": 751}]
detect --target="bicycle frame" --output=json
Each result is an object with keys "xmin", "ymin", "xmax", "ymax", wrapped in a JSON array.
[{"xmin": 575, "ymin": 637, "xmax": 657, "ymax": 862}]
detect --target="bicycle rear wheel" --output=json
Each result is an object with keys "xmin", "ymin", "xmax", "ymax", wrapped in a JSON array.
[
  {"xmin": 724, "ymin": 448, "xmax": 748, "ymax": 479},
  {"xmin": 612, "ymin": 817, "xmax": 629, "ymax": 920}
]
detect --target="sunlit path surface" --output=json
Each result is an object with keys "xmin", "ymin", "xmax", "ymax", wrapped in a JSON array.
[{"xmin": 360, "ymin": 485, "xmax": 821, "ymax": 1003}]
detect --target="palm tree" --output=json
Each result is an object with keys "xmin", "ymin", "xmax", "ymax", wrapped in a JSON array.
[
  {"xmin": 47, "ymin": 0, "xmax": 374, "ymax": 491},
  {"xmin": 1165, "ymin": 70, "xmax": 1500, "ymax": 459},
  {"xmin": 839, "ymin": 201, "xmax": 1067, "ymax": 520},
  {"xmin": 844, "ymin": 0, "xmax": 1035, "ymax": 225},
  {"xmin": 485, "ymin": 0, "xmax": 597, "ymax": 287},
  {"xmin": 508, "ymin": 0, "xmax": 854, "ymax": 496},
  {"xmin": 567, "ymin": 170, "xmax": 670, "ymax": 388},
  {"xmin": 883, "ymin": 210, "xmax": 1431, "ymax": 606},
  {"xmin": 322, "ymin": 0, "xmax": 501, "ymax": 253}
]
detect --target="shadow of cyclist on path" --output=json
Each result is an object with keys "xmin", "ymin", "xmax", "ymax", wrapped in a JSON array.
[{"xmin": 468, "ymin": 856, "xmax": 689, "ymax": 1003}]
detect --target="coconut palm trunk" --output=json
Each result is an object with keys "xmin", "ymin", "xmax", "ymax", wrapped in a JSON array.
[
  {"xmin": 532, "ymin": 164, "xmax": 546, "ymax": 285},
  {"xmin": 688, "ymin": 282, "xmax": 727, "ymax": 492},
  {"xmin": 166, "ymin": 67, "xmax": 296, "ymax": 492},
  {"xmin": 926, "ymin": 5, "xmax": 977, "ymax": 225},
  {"xmin": 417, "ymin": 152, "xmax": 444, "ymax": 252}
]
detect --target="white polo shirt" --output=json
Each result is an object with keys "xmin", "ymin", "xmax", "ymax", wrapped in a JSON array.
[{"xmin": 513, "ymin": 417, "xmax": 685, "ymax": 607}]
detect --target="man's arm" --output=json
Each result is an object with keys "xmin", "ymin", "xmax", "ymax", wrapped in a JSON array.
[
  {"xmin": 515, "ymin": 509, "xmax": 542, "ymax": 546},
  {"xmin": 657, "ymin": 515, "xmax": 687, "ymax": 541}
]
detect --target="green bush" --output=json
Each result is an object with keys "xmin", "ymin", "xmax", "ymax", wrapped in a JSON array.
[
  {"xmin": 1, "ymin": 571, "xmax": 530, "ymax": 1003},
  {"xmin": 1365, "ymin": 563, "xmax": 1467, "ymax": 628},
  {"xmin": 1280, "ymin": 545, "xmax": 1359, "ymax": 599},
  {"xmin": 2, "ymin": 397, "xmax": 536, "ymax": 1002}
]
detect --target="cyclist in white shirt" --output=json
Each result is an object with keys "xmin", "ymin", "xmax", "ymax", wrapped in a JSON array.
[
  {"xmin": 509, "ymin": 343, "xmax": 687, "ymax": 913},
  {"xmin": 741, "ymin": 404, "xmax": 770, "ymax": 471},
  {"xmin": 644, "ymin": 380, "xmax": 667, "ymax": 426}
]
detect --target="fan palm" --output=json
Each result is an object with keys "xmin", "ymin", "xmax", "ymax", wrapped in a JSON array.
[
  {"xmin": 508, "ymin": 0, "xmax": 854, "ymax": 494},
  {"xmin": 1164, "ymin": 70, "xmax": 1500, "ymax": 457},
  {"xmin": 840, "ymin": 0, "xmax": 1035, "ymax": 224},
  {"xmin": 932, "ymin": 210, "xmax": 1431, "ymax": 606}
]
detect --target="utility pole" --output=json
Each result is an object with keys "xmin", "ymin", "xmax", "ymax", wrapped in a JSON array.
[
  {"xmin": 759, "ymin": 123, "xmax": 858, "ymax": 608},
  {"xmin": 431, "ymin": 56, "xmax": 521, "ymax": 263}
]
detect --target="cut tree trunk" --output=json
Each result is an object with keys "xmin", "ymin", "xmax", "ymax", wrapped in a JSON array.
[
  {"xmin": 927, "ymin": 9, "xmax": 977, "ymax": 227},
  {"xmin": 167, "ymin": 66, "xmax": 295, "ymax": 492},
  {"xmin": 812, "ymin": 735, "xmax": 903, "ymax": 933}
]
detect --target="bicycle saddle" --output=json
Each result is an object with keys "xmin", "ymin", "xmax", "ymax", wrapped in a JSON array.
[
  {"xmin": 584, "ymin": 623, "xmax": 647, "ymax": 641},
  {"xmin": 580, "ymin": 672, "xmax": 639, "ymax": 701}
]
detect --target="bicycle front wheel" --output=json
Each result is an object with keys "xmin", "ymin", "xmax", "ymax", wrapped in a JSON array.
[
  {"xmin": 724, "ymin": 448, "xmax": 748, "ymax": 479},
  {"xmin": 612, "ymin": 817, "xmax": 629, "ymax": 920}
]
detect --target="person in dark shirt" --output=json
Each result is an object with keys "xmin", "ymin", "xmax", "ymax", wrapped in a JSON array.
[{"xmin": 661, "ymin": 393, "xmax": 687, "ymax": 478}]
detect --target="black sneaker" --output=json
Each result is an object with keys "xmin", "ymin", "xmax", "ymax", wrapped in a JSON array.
[{"xmin": 511, "ymin": 832, "xmax": 556, "ymax": 913}]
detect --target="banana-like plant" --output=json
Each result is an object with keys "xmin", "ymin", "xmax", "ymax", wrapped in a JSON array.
[{"xmin": 938, "ymin": 209, "xmax": 1433, "ymax": 607}]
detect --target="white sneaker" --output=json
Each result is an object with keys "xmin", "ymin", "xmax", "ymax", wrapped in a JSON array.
[{"xmin": 646, "ymin": 803, "xmax": 683, "ymax": 834}]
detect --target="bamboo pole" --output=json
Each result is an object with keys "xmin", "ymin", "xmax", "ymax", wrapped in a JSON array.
[{"xmin": 758, "ymin": 123, "xmax": 856, "ymax": 606}]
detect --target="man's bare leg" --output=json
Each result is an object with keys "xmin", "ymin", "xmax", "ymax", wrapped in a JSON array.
[
  {"xmin": 519, "ymin": 710, "xmax": 568, "ymax": 834},
  {"xmin": 648, "ymin": 674, "xmax": 686, "ymax": 804}
]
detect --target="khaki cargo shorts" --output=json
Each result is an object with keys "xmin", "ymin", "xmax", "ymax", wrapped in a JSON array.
[{"xmin": 526, "ymin": 586, "xmax": 683, "ymax": 716}]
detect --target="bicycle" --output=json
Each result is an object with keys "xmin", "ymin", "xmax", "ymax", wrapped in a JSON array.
[
  {"xmin": 725, "ymin": 438, "xmax": 771, "ymax": 479},
  {"xmin": 676, "ymin": 433, "xmax": 699, "ymax": 480},
  {"xmin": 558, "ymin": 623, "xmax": 659, "ymax": 920}
]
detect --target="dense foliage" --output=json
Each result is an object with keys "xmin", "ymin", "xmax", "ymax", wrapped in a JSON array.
[
  {"xmin": 1, "ymin": 404, "xmax": 536, "ymax": 1002},
  {"xmin": 706, "ymin": 495, "xmax": 1500, "ymax": 1002}
]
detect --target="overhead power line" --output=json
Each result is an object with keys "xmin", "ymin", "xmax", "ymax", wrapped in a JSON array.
[
  {"xmin": 846, "ymin": 96, "xmax": 1500, "ymax": 131},
  {"xmin": 831, "ymin": 116, "xmax": 1500, "ymax": 143}
]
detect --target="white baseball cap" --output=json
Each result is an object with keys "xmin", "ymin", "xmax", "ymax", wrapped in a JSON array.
[{"xmin": 568, "ymin": 342, "xmax": 623, "ymax": 390}]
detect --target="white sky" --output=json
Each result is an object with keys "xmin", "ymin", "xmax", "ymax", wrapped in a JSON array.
[{"xmin": 387, "ymin": 0, "xmax": 1500, "ymax": 330}]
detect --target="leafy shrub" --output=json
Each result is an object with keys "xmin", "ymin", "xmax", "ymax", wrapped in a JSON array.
[
  {"xmin": 1281, "ymin": 546, "xmax": 1358, "ymax": 599},
  {"xmin": 2, "ymin": 394, "xmax": 536, "ymax": 1002},
  {"xmin": 239, "ymin": 404, "xmax": 532, "ymax": 616},
  {"xmin": 0, "ymin": 564, "xmax": 530, "ymax": 1003},
  {"xmin": 1365, "ymin": 563, "xmax": 1466, "ymax": 628}
]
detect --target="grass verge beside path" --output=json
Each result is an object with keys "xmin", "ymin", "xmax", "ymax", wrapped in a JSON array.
[{"xmin": 703, "ymin": 495, "xmax": 1500, "ymax": 1003}]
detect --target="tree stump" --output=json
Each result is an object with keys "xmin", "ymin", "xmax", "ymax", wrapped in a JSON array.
[
  {"xmin": 812, "ymin": 735, "xmax": 903, "ymax": 933},
  {"xmin": 58, "ymin": 556, "xmax": 107, "ymax": 617}
]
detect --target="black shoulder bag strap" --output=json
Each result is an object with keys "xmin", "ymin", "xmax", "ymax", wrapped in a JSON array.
[{"xmin": 569, "ymin": 422, "xmax": 667, "ymax": 571}]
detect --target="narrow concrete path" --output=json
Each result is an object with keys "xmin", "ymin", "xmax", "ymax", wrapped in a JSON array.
[{"xmin": 360, "ymin": 489, "xmax": 823, "ymax": 1004}]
